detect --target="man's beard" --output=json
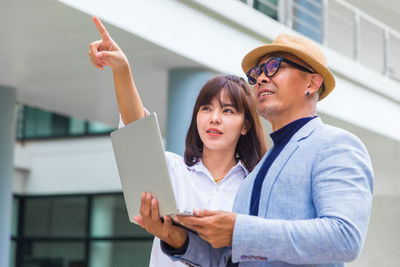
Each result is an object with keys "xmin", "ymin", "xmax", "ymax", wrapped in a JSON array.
[{"xmin": 256, "ymin": 103, "xmax": 276, "ymax": 119}]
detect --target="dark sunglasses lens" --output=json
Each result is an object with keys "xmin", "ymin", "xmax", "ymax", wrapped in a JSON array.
[
  {"xmin": 247, "ymin": 66, "xmax": 261, "ymax": 84},
  {"xmin": 266, "ymin": 59, "xmax": 279, "ymax": 76}
]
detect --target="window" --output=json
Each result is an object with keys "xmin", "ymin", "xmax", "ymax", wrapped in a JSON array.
[
  {"xmin": 253, "ymin": 0, "xmax": 279, "ymax": 21},
  {"xmin": 16, "ymin": 105, "xmax": 115, "ymax": 140},
  {"xmin": 11, "ymin": 193, "xmax": 153, "ymax": 267},
  {"xmin": 89, "ymin": 241, "xmax": 153, "ymax": 267},
  {"xmin": 23, "ymin": 197, "xmax": 87, "ymax": 237},
  {"xmin": 19, "ymin": 242, "xmax": 86, "ymax": 267},
  {"xmin": 239, "ymin": 0, "xmax": 323, "ymax": 43},
  {"xmin": 293, "ymin": 0, "xmax": 323, "ymax": 43}
]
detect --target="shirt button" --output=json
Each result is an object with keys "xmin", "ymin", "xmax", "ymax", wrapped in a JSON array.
[{"xmin": 240, "ymin": 255, "xmax": 247, "ymax": 260}]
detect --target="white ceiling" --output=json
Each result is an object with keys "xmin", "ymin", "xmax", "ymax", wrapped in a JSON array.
[
  {"xmin": 2, "ymin": 0, "xmax": 400, "ymax": 131},
  {"xmin": 0, "ymin": 0, "xmax": 202, "ymax": 131}
]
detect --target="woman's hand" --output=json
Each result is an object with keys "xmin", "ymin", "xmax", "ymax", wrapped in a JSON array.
[
  {"xmin": 134, "ymin": 192, "xmax": 188, "ymax": 249},
  {"xmin": 88, "ymin": 16, "xmax": 129, "ymax": 71}
]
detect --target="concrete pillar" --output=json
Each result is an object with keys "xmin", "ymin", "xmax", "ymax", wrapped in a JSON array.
[
  {"xmin": 166, "ymin": 69, "xmax": 214, "ymax": 155},
  {"xmin": 0, "ymin": 86, "xmax": 16, "ymax": 267}
]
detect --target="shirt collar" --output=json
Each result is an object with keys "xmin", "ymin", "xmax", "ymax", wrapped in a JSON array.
[
  {"xmin": 187, "ymin": 158, "xmax": 249, "ymax": 177},
  {"xmin": 270, "ymin": 116, "xmax": 317, "ymax": 146}
]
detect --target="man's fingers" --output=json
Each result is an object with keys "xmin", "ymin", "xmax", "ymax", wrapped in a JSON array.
[
  {"xmin": 193, "ymin": 209, "xmax": 217, "ymax": 217},
  {"xmin": 92, "ymin": 16, "xmax": 111, "ymax": 41},
  {"xmin": 177, "ymin": 216, "xmax": 206, "ymax": 229}
]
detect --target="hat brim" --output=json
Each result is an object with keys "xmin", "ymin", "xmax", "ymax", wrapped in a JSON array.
[{"xmin": 242, "ymin": 44, "xmax": 335, "ymax": 101}]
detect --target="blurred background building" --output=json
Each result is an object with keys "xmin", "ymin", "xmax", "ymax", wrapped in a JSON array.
[{"xmin": 0, "ymin": 0, "xmax": 399, "ymax": 266}]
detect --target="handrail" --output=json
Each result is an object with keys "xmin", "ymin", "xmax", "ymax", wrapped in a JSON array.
[{"xmin": 242, "ymin": 0, "xmax": 400, "ymax": 81}]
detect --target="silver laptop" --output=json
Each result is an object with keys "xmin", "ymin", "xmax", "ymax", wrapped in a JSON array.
[{"xmin": 110, "ymin": 113, "xmax": 193, "ymax": 225}]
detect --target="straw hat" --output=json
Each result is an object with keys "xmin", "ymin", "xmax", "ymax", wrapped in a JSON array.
[{"xmin": 241, "ymin": 33, "xmax": 335, "ymax": 101}]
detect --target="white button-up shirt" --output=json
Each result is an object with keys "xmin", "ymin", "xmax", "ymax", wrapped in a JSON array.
[
  {"xmin": 119, "ymin": 115, "xmax": 248, "ymax": 266},
  {"xmin": 150, "ymin": 152, "xmax": 248, "ymax": 267}
]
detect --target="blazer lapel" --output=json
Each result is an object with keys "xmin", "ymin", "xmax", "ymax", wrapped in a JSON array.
[
  {"xmin": 258, "ymin": 118, "xmax": 323, "ymax": 217},
  {"xmin": 233, "ymin": 148, "xmax": 273, "ymax": 214}
]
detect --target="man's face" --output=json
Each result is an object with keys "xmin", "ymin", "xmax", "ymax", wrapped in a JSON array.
[{"xmin": 253, "ymin": 52, "xmax": 312, "ymax": 123}]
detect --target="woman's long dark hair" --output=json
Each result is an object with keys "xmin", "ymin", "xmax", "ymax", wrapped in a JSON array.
[{"xmin": 184, "ymin": 75, "xmax": 267, "ymax": 172}]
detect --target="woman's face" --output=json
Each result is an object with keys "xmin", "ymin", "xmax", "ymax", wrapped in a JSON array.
[{"xmin": 196, "ymin": 90, "xmax": 247, "ymax": 154}]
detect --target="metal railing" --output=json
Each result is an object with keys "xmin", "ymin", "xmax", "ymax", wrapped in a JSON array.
[{"xmin": 242, "ymin": 0, "xmax": 400, "ymax": 82}]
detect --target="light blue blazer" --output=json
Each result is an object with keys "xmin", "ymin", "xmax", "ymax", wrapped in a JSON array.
[{"xmin": 170, "ymin": 118, "xmax": 374, "ymax": 266}]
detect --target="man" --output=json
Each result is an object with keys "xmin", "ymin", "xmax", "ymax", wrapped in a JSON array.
[{"xmin": 140, "ymin": 33, "xmax": 374, "ymax": 266}]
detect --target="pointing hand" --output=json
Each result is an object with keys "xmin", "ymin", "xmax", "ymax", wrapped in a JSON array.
[{"xmin": 88, "ymin": 16, "xmax": 129, "ymax": 71}]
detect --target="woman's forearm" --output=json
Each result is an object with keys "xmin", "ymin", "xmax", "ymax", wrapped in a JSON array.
[{"xmin": 112, "ymin": 63, "xmax": 145, "ymax": 125}]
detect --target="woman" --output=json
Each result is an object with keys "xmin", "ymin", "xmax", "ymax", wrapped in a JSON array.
[{"xmin": 88, "ymin": 17, "xmax": 266, "ymax": 266}]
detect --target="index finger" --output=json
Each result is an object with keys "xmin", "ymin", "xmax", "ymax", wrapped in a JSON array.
[
  {"xmin": 92, "ymin": 16, "xmax": 111, "ymax": 41},
  {"xmin": 193, "ymin": 209, "xmax": 218, "ymax": 217},
  {"xmin": 176, "ymin": 215, "xmax": 205, "ymax": 228}
]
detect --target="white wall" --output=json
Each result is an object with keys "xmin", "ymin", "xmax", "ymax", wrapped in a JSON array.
[{"xmin": 14, "ymin": 137, "xmax": 121, "ymax": 194}]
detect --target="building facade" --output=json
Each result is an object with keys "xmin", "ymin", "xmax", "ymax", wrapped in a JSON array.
[{"xmin": 1, "ymin": 0, "xmax": 399, "ymax": 266}]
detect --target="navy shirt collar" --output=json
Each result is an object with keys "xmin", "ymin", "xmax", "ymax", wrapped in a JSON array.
[{"xmin": 270, "ymin": 116, "xmax": 317, "ymax": 147}]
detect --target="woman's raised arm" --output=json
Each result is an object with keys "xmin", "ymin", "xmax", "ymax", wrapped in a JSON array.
[{"xmin": 88, "ymin": 16, "xmax": 145, "ymax": 125}]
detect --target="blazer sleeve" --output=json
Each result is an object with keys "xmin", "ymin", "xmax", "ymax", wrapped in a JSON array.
[
  {"xmin": 162, "ymin": 231, "xmax": 226, "ymax": 266},
  {"xmin": 231, "ymin": 131, "xmax": 374, "ymax": 264}
]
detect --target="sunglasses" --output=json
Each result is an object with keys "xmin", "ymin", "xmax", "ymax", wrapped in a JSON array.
[{"xmin": 246, "ymin": 57, "xmax": 314, "ymax": 85}]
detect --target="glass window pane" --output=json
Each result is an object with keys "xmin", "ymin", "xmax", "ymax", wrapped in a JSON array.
[
  {"xmin": 24, "ymin": 107, "xmax": 52, "ymax": 138},
  {"xmin": 293, "ymin": 0, "xmax": 323, "ymax": 43},
  {"xmin": 20, "ymin": 241, "xmax": 85, "ymax": 267},
  {"xmin": 89, "ymin": 241, "xmax": 152, "ymax": 267},
  {"xmin": 10, "ymin": 241, "xmax": 16, "ymax": 267},
  {"xmin": 254, "ymin": 0, "xmax": 278, "ymax": 20},
  {"xmin": 51, "ymin": 114, "xmax": 70, "ymax": 136},
  {"xmin": 17, "ymin": 105, "xmax": 115, "ymax": 139},
  {"xmin": 91, "ymin": 195, "xmax": 152, "ymax": 237},
  {"xmin": 69, "ymin": 118, "xmax": 86, "ymax": 135},
  {"xmin": 24, "ymin": 197, "xmax": 87, "ymax": 237},
  {"xmin": 11, "ymin": 197, "xmax": 19, "ymax": 236},
  {"xmin": 88, "ymin": 122, "xmax": 114, "ymax": 134}
]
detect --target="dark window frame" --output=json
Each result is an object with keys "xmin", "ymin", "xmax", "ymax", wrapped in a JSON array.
[{"xmin": 11, "ymin": 192, "xmax": 154, "ymax": 267}]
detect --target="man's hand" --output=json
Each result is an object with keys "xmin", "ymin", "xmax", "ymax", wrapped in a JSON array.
[
  {"xmin": 134, "ymin": 192, "xmax": 188, "ymax": 249},
  {"xmin": 88, "ymin": 16, "xmax": 129, "ymax": 71},
  {"xmin": 175, "ymin": 210, "xmax": 237, "ymax": 248}
]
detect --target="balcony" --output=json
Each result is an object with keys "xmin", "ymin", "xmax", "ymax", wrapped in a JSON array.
[{"xmin": 241, "ymin": 0, "xmax": 400, "ymax": 82}]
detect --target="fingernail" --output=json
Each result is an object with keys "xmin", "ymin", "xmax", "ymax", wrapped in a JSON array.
[
  {"xmin": 146, "ymin": 193, "xmax": 151, "ymax": 199},
  {"xmin": 141, "ymin": 192, "xmax": 146, "ymax": 198}
]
